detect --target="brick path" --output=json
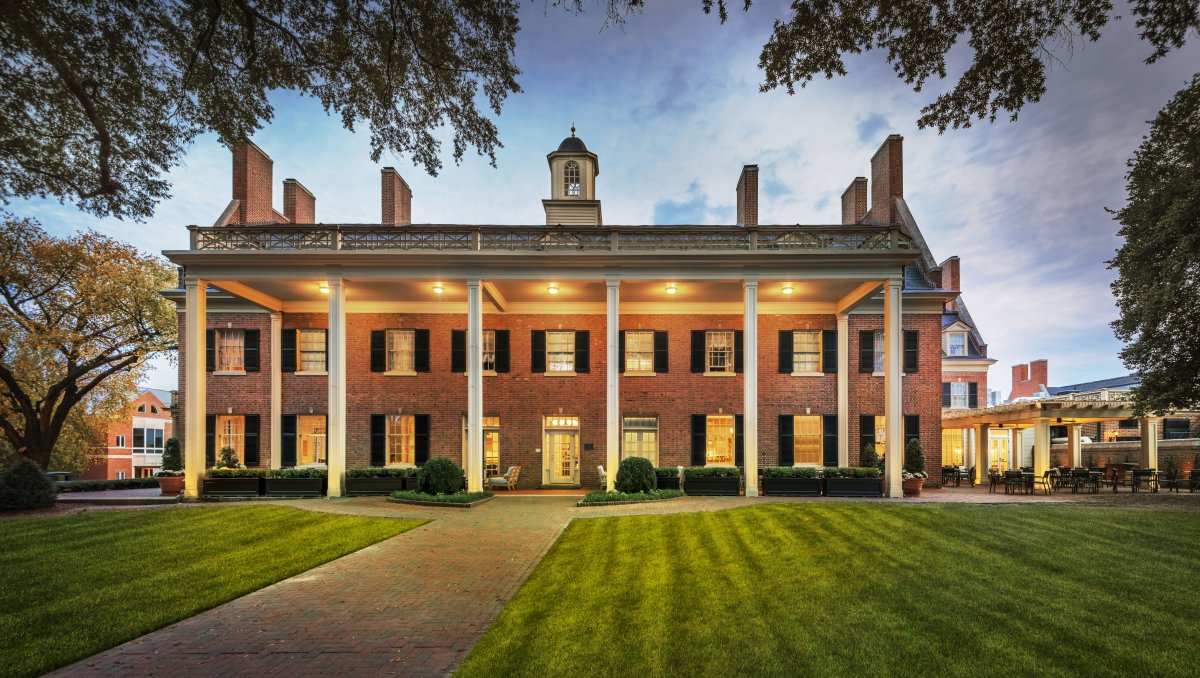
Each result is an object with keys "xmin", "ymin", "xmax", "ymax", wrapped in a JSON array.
[{"xmin": 50, "ymin": 488, "xmax": 1200, "ymax": 677}]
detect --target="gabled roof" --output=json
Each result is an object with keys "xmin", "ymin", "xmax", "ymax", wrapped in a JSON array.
[
  {"xmin": 143, "ymin": 388, "xmax": 174, "ymax": 408},
  {"xmin": 1046, "ymin": 375, "xmax": 1139, "ymax": 395}
]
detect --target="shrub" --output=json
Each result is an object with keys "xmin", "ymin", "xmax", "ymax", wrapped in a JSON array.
[
  {"xmin": 390, "ymin": 489, "xmax": 490, "ymax": 504},
  {"xmin": 160, "ymin": 437, "xmax": 182, "ymax": 471},
  {"xmin": 0, "ymin": 459, "xmax": 58, "ymax": 510},
  {"xmin": 214, "ymin": 446, "xmax": 240, "ymax": 469},
  {"xmin": 904, "ymin": 437, "xmax": 927, "ymax": 476},
  {"xmin": 615, "ymin": 457, "xmax": 656, "ymax": 493},
  {"xmin": 267, "ymin": 467, "xmax": 327, "ymax": 479},
  {"xmin": 683, "ymin": 466, "xmax": 742, "ymax": 479},
  {"xmin": 762, "ymin": 466, "xmax": 819, "ymax": 479},
  {"xmin": 654, "ymin": 466, "xmax": 681, "ymax": 478},
  {"xmin": 418, "ymin": 457, "xmax": 464, "ymax": 495},
  {"xmin": 346, "ymin": 466, "xmax": 418, "ymax": 478},
  {"xmin": 824, "ymin": 466, "xmax": 881, "ymax": 479},
  {"xmin": 56, "ymin": 477, "xmax": 159, "ymax": 492},
  {"xmin": 205, "ymin": 468, "xmax": 266, "ymax": 478},
  {"xmin": 579, "ymin": 489, "xmax": 684, "ymax": 504},
  {"xmin": 860, "ymin": 443, "xmax": 881, "ymax": 470}
]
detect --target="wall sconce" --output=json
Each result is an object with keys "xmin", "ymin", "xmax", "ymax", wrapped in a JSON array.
[{"xmin": 319, "ymin": 281, "xmax": 330, "ymax": 294}]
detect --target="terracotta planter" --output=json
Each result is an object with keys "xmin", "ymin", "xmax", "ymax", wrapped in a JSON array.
[
  {"xmin": 158, "ymin": 475, "xmax": 184, "ymax": 496},
  {"xmin": 902, "ymin": 477, "xmax": 925, "ymax": 497}
]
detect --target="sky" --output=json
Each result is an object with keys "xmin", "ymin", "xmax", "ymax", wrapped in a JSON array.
[{"xmin": 14, "ymin": 0, "xmax": 1200, "ymax": 399}]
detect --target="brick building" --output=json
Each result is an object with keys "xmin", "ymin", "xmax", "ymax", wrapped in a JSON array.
[
  {"xmin": 165, "ymin": 133, "xmax": 985, "ymax": 498},
  {"xmin": 82, "ymin": 388, "xmax": 174, "ymax": 480}
]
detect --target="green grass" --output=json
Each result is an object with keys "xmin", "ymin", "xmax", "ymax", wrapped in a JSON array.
[
  {"xmin": 458, "ymin": 504, "xmax": 1200, "ymax": 677},
  {"xmin": 0, "ymin": 505, "xmax": 424, "ymax": 678}
]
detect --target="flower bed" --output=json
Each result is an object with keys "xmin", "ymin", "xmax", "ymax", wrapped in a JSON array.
[
  {"xmin": 388, "ymin": 490, "xmax": 493, "ymax": 508},
  {"xmin": 577, "ymin": 489, "xmax": 685, "ymax": 506}
]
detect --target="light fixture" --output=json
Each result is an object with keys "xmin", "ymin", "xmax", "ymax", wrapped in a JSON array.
[
  {"xmin": 318, "ymin": 281, "xmax": 329, "ymax": 294},
  {"xmin": 781, "ymin": 284, "xmax": 794, "ymax": 295},
  {"xmin": 432, "ymin": 283, "xmax": 445, "ymax": 294},
  {"xmin": 665, "ymin": 283, "xmax": 678, "ymax": 295},
  {"xmin": 547, "ymin": 283, "xmax": 559, "ymax": 295}
]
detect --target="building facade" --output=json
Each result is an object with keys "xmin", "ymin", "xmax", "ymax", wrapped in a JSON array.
[
  {"xmin": 166, "ymin": 133, "xmax": 984, "ymax": 497},
  {"xmin": 82, "ymin": 388, "xmax": 174, "ymax": 480}
]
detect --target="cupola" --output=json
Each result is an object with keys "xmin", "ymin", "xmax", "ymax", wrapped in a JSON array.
[{"xmin": 543, "ymin": 126, "xmax": 601, "ymax": 225}]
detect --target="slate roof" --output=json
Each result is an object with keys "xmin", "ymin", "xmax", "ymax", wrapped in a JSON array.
[
  {"xmin": 144, "ymin": 388, "xmax": 174, "ymax": 408},
  {"xmin": 1046, "ymin": 375, "xmax": 1139, "ymax": 395}
]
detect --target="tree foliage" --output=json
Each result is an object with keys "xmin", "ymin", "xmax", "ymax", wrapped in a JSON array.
[
  {"xmin": 0, "ymin": 217, "xmax": 176, "ymax": 469},
  {"xmin": 0, "ymin": 0, "xmax": 521, "ymax": 220},
  {"xmin": 1109, "ymin": 75, "xmax": 1200, "ymax": 415}
]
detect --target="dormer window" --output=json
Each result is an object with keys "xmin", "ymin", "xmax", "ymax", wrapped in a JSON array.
[
  {"xmin": 564, "ymin": 161, "xmax": 581, "ymax": 197},
  {"xmin": 944, "ymin": 332, "xmax": 967, "ymax": 357}
]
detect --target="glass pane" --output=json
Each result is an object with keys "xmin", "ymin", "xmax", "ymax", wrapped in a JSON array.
[
  {"xmin": 387, "ymin": 330, "xmax": 415, "ymax": 372},
  {"xmin": 547, "ymin": 331, "xmax": 575, "ymax": 372},
  {"xmin": 625, "ymin": 331, "xmax": 654, "ymax": 372},
  {"xmin": 707, "ymin": 331, "xmax": 734, "ymax": 373},
  {"xmin": 217, "ymin": 329, "xmax": 244, "ymax": 371},
  {"xmin": 706, "ymin": 415, "xmax": 735, "ymax": 465},
  {"xmin": 387, "ymin": 415, "xmax": 414, "ymax": 465},
  {"xmin": 793, "ymin": 415, "xmax": 822, "ymax": 464},
  {"xmin": 299, "ymin": 329, "xmax": 326, "ymax": 371},
  {"xmin": 482, "ymin": 330, "xmax": 496, "ymax": 371},
  {"xmin": 793, "ymin": 331, "xmax": 820, "ymax": 372}
]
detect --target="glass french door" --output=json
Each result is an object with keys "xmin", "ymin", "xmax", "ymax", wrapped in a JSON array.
[{"xmin": 548, "ymin": 431, "xmax": 577, "ymax": 484}]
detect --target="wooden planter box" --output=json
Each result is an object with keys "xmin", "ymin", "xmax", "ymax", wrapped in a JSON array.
[
  {"xmin": 202, "ymin": 477, "xmax": 262, "ymax": 497},
  {"xmin": 656, "ymin": 476, "xmax": 681, "ymax": 490},
  {"xmin": 761, "ymin": 476, "xmax": 822, "ymax": 497},
  {"xmin": 264, "ymin": 477, "xmax": 326, "ymax": 497},
  {"xmin": 346, "ymin": 477, "xmax": 408, "ymax": 496},
  {"xmin": 685, "ymin": 476, "xmax": 740, "ymax": 496},
  {"xmin": 825, "ymin": 477, "xmax": 883, "ymax": 497}
]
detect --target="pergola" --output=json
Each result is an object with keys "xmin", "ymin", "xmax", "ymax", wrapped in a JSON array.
[{"xmin": 942, "ymin": 392, "xmax": 1166, "ymax": 481}]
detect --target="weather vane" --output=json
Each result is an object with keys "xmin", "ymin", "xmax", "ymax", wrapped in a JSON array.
[{"xmin": 570, "ymin": 123, "xmax": 576, "ymax": 137}]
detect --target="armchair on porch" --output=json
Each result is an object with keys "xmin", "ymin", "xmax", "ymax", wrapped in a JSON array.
[
  {"xmin": 597, "ymin": 465, "xmax": 607, "ymax": 489},
  {"xmin": 486, "ymin": 466, "xmax": 521, "ymax": 492}
]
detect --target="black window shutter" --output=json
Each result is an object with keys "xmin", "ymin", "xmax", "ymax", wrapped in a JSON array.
[
  {"xmin": 778, "ymin": 330, "xmax": 793, "ymax": 374},
  {"xmin": 243, "ymin": 414, "xmax": 260, "ymax": 466},
  {"xmin": 575, "ymin": 330, "xmax": 590, "ymax": 373},
  {"xmin": 495, "ymin": 330, "xmax": 510, "ymax": 373},
  {"xmin": 860, "ymin": 414, "xmax": 876, "ymax": 454},
  {"xmin": 653, "ymin": 331, "xmax": 669, "ymax": 373},
  {"xmin": 735, "ymin": 414, "xmax": 745, "ymax": 466},
  {"xmin": 734, "ymin": 330, "xmax": 744, "ymax": 373},
  {"xmin": 205, "ymin": 329, "xmax": 215, "ymax": 372},
  {"xmin": 370, "ymin": 330, "xmax": 386, "ymax": 372},
  {"xmin": 618, "ymin": 330, "xmax": 626, "ymax": 373},
  {"xmin": 691, "ymin": 415, "xmax": 706, "ymax": 466},
  {"xmin": 414, "ymin": 414, "xmax": 430, "ymax": 465},
  {"xmin": 690, "ymin": 331, "xmax": 706, "ymax": 373},
  {"xmin": 942, "ymin": 382, "xmax": 952, "ymax": 408},
  {"xmin": 281, "ymin": 329, "xmax": 297, "ymax": 373},
  {"xmin": 205, "ymin": 414, "xmax": 215, "ymax": 467},
  {"xmin": 822, "ymin": 415, "xmax": 838, "ymax": 466},
  {"xmin": 531, "ymin": 330, "xmax": 546, "ymax": 373},
  {"xmin": 450, "ymin": 330, "xmax": 466, "ymax": 373},
  {"xmin": 822, "ymin": 330, "xmax": 838, "ymax": 374},
  {"xmin": 904, "ymin": 415, "xmax": 920, "ymax": 446},
  {"xmin": 968, "ymin": 382, "xmax": 979, "ymax": 409},
  {"xmin": 244, "ymin": 330, "xmax": 260, "ymax": 372},
  {"xmin": 859, "ymin": 330, "xmax": 874, "ymax": 372},
  {"xmin": 370, "ymin": 414, "xmax": 386, "ymax": 466},
  {"xmin": 903, "ymin": 330, "xmax": 918, "ymax": 373},
  {"xmin": 281, "ymin": 415, "xmax": 297, "ymax": 467},
  {"xmin": 414, "ymin": 329, "xmax": 430, "ymax": 372},
  {"xmin": 778, "ymin": 415, "xmax": 794, "ymax": 465}
]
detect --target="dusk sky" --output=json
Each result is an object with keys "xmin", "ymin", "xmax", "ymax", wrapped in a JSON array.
[{"xmin": 15, "ymin": 1, "xmax": 1200, "ymax": 398}]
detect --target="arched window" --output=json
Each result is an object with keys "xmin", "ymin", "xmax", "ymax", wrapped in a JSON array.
[
  {"xmin": 150, "ymin": 405, "xmax": 159, "ymax": 414},
  {"xmin": 137, "ymin": 404, "xmax": 146, "ymax": 413},
  {"xmin": 563, "ymin": 161, "xmax": 581, "ymax": 197}
]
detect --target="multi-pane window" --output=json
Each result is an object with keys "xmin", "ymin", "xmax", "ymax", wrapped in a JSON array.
[
  {"xmin": 792, "ymin": 331, "xmax": 821, "ymax": 373},
  {"xmin": 623, "ymin": 416, "xmax": 659, "ymax": 463},
  {"xmin": 706, "ymin": 415, "xmax": 735, "ymax": 465},
  {"xmin": 215, "ymin": 415, "xmax": 244, "ymax": 463},
  {"xmin": 482, "ymin": 416, "xmax": 501, "ymax": 468},
  {"xmin": 134, "ymin": 428, "xmax": 164, "ymax": 454},
  {"xmin": 115, "ymin": 435, "xmax": 126, "ymax": 448},
  {"xmin": 216, "ymin": 329, "xmax": 245, "ymax": 372},
  {"xmin": 873, "ymin": 331, "xmax": 885, "ymax": 373},
  {"xmin": 298, "ymin": 416, "xmax": 327, "ymax": 465},
  {"xmin": 942, "ymin": 428, "xmax": 965, "ymax": 466},
  {"xmin": 564, "ymin": 160, "xmax": 581, "ymax": 197},
  {"xmin": 945, "ymin": 332, "xmax": 967, "ymax": 357},
  {"xmin": 874, "ymin": 416, "xmax": 887, "ymax": 456},
  {"xmin": 298, "ymin": 329, "xmax": 327, "ymax": 372},
  {"xmin": 386, "ymin": 330, "xmax": 415, "ymax": 373},
  {"xmin": 706, "ymin": 331, "xmax": 735, "ymax": 374},
  {"xmin": 792, "ymin": 415, "xmax": 822, "ymax": 465},
  {"xmin": 950, "ymin": 382, "xmax": 969, "ymax": 409},
  {"xmin": 547, "ymin": 331, "xmax": 575, "ymax": 373},
  {"xmin": 482, "ymin": 330, "xmax": 497, "ymax": 373},
  {"xmin": 625, "ymin": 331, "xmax": 654, "ymax": 373},
  {"xmin": 387, "ymin": 415, "xmax": 415, "ymax": 466}
]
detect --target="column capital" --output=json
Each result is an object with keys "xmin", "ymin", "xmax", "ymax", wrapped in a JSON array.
[
  {"xmin": 605, "ymin": 278, "xmax": 621, "ymax": 289},
  {"xmin": 742, "ymin": 279, "xmax": 759, "ymax": 289},
  {"xmin": 466, "ymin": 278, "xmax": 481, "ymax": 288}
]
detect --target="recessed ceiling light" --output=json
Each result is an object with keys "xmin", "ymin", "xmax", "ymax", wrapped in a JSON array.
[
  {"xmin": 318, "ymin": 281, "xmax": 329, "ymax": 294},
  {"xmin": 781, "ymin": 284, "xmax": 794, "ymax": 295},
  {"xmin": 665, "ymin": 283, "xmax": 678, "ymax": 295},
  {"xmin": 547, "ymin": 283, "xmax": 559, "ymax": 295},
  {"xmin": 432, "ymin": 283, "xmax": 445, "ymax": 294}
]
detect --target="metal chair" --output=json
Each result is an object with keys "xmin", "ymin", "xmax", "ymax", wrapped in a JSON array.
[
  {"xmin": 1131, "ymin": 468, "xmax": 1158, "ymax": 493},
  {"xmin": 1032, "ymin": 469, "xmax": 1056, "ymax": 495}
]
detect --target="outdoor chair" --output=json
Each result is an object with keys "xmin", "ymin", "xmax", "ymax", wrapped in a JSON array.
[
  {"xmin": 597, "ymin": 465, "xmax": 607, "ymax": 488},
  {"xmin": 960, "ymin": 467, "xmax": 976, "ymax": 488},
  {"xmin": 1070, "ymin": 469, "xmax": 1096, "ymax": 494},
  {"xmin": 1131, "ymin": 468, "xmax": 1158, "ymax": 493},
  {"xmin": 1159, "ymin": 469, "xmax": 1182, "ymax": 493},
  {"xmin": 941, "ymin": 466, "xmax": 958, "ymax": 486},
  {"xmin": 486, "ymin": 465, "xmax": 521, "ymax": 492},
  {"xmin": 1032, "ymin": 469, "xmax": 1056, "ymax": 495},
  {"xmin": 1190, "ymin": 469, "xmax": 1200, "ymax": 494},
  {"xmin": 1004, "ymin": 471, "xmax": 1026, "ymax": 495},
  {"xmin": 988, "ymin": 470, "xmax": 1003, "ymax": 494}
]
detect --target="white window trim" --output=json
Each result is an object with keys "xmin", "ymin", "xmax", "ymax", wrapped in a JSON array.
[
  {"xmin": 945, "ymin": 331, "xmax": 968, "ymax": 357},
  {"xmin": 546, "ymin": 330, "xmax": 576, "ymax": 376},
  {"xmin": 791, "ymin": 330, "xmax": 822, "ymax": 375},
  {"xmin": 385, "ymin": 414, "xmax": 416, "ymax": 467},
  {"xmin": 623, "ymin": 331, "xmax": 656, "ymax": 377},
  {"xmin": 705, "ymin": 330, "xmax": 736, "ymax": 376},
  {"xmin": 213, "ymin": 370, "xmax": 247, "ymax": 376},
  {"xmin": 950, "ymin": 382, "xmax": 970, "ymax": 409},
  {"xmin": 385, "ymin": 329, "xmax": 417, "ymax": 375}
]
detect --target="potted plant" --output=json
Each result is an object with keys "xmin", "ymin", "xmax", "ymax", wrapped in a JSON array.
[
  {"xmin": 902, "ymin": 437, "xmax": 928, "ymax": 497},
  {"xmin": 761, "ymin": 466, "xmax": 822, "ymax": 496},
  {"xmin": 345, "ymin": 466, "xmax": 418, "ymax": 495},
  {"xmin": 860, "ymin": 442, "xmax": 882, "ymax": 471},
  {"xmin": 654, "ymin": 466, "xmax": 682, "ymax": 491},
  {"xmin": 265, "ymin": 466, "xmax": 327, "ymax": 497},
  {"xmin": 156, "ymin": 437, "xmax": 184, "ymax": 496},
  {"xmin": 824, "ymin": 466, "xmax": 883, "ymax": 497},
  {"xmin": 202, "ymin": 447, "xmax": 264, "ymax": 496},
  {"xmin": 683, "ymin": 466, "xmax": 741, "ymax": 496}
]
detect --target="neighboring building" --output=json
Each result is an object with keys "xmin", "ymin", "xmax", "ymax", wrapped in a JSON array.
[
  {"xmin": 163, "ymin": 132, "xmax": 982, "ymax": 497},
  {"xmin": 936, "ymin": 255, "xmax": 996, "ymax": 467},
  {"xmin": 1008, "ymin": 358, "xmax": 1048, "ymax": 401},
  {"xmin": 82, "ymin": 388, "xmax": 175, "ymax": 480}
]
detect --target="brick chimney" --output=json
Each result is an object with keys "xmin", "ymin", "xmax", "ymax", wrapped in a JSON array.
[
  {"xmin": 736, "ymin": 164, "xmax": 758, "ymax": 227},
  {"xmin": 381, "ymin": 167, "xmax": 412, "ymax": 225},
  {"xmin": 1013, "ymin": 364, "xmax": 1029, "ymax": 387},
  {"xmin": 840, "ymin": 177, "xmax": 868, "ymax": 224},
  {"xmin": 1008, "ymin": 360, "xmax": 1049, "ymax": 401},
  {"xmin": 232, "ymin": 140, "xmax": 275, "ymax": 225},
  {"xmin": 282, "ymin": 179, "xmax": 315, "ymax": 224},
  {"xmin": 1029, "ymin": 359, "xmax": 1048, "ymax": 389},
  {"xmin": 940, "ymin": 256, "xmax": 961, "ymax": 311},
  {"xmin": 868, "ymin": 134, "xmax": 903, "ymax": 225}
]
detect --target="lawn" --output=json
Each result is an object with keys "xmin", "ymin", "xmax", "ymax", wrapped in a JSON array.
[
  {"xmin": 0, "ymin": 505, "xmax": 424, "ymax": 678},
  {"xmin": 458, "ymin": 504, "xmax": 1200, "ymax": 677}
]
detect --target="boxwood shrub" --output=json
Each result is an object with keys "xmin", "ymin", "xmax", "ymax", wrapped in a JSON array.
[
  {"xmin": 683, "ymin": 466, "xmax": 742, "ymax": 479},
  {"xmin": 390, "ymin": 489, "xmax": 491, "ymax": 504},
  {"xmin": 761, "ymin": 466, "xmax": 820, "ymax": 479},
  {"xmin": 823, "ymin": 466, "xmax": 882, "ymax": 478},
  {"xmin": 346, "ymin": 466, "xmax": 419, "ymax": 478},
  {"xmin": 418, "ymin": 457, "xmax": 464, "ymax": 495},
  {"xmin": 615, "ymin": 457, "xmax": 656, "ymax": 493},
  {"xmin": 654, "ymin": 466, "xmax": 681, "ymax": 478},
  {"xmin": 267, "ymin": 467, "xmax": 327, "ymax": 479},
  {"xmin": 580, "ymin": 489, "xmax": 684, "ymax": 504},
  {"xmin": 55, "ymin": 477, "xmax": 159, "ymax": 493},
  {"xmin": 205, "ymin": 468, "xmax": 267, "ymax": 478},
  {"xmin": 0, "ymin": 459, "xmax": 58, "ymax": 510}
]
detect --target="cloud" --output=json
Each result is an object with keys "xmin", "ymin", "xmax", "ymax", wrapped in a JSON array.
[
  {"xmin": 652, "ymin": 181, "xmax": 733, "ymax": 224},
  {"xmin": 856, "ymin": 113, "xmax": 891, "ymax": 143}
]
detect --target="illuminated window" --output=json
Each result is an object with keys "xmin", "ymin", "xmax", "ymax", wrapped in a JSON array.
[
  {"xmin": 298, "ymin": 415, "xmax": 327, "ymax": 464},
  {"xmin": 547, "ymin": 331, "xmax": 575, "ymax": 373},
  {"xmin": 387, "ymin": 415, "xmax": 415, "ymax": 466},
  {"xmin": 298, "ymin": 329, "xmax": 327, "ymax": 372},
  {"xmin": 945, "ymin": 332, "xmax": 967, "ymax": 357},
  {"xmin": 564, "ymin": 160, "xmax": 581, "ymax": 197},
  {"xmin": 706, "ymin": 415, "xmax": 735, "ymax": 465},
  {"xmin": 216, "ymin": 329, "xmax": 245, "ymax": 372},
  {"xmin": 950, "ymin": 382, "xmax": 969, "ymax": 409},
  {"xmin": 706, "ymin": 331, "xmax": 735, "ymax": 374},
  {"xmin": 482, "ymin": 330, "xmax": 497, "ymax": 373},
  {"xmin": 623, "ymin": 416, "xmax": 658, "ymax": 464},
  {"xmin": 941, "ymin": 428, "xmax": 965, "ymax": 466},
  {"xmin": 874, "ymin": 415, "xmax": 887, "ymax": 456},
  {"xmin": 483, "ymin": 416, "xmax": 501, "ymax": 468},
  {"xmin": 792, "ymin": 415, "xmax": 822, "ymax": 465},
  {"xmin": 873, "ymin": 331, "xmax": 885, "ymax": 373},
  {"xmin": 792, "ymin": 331, "xmax": 821, "ymax": 373},
  {"xmin": 624, "ymin": 331, "xmax": 654, "ymax": 373},
  {"xmin": 215, "ymin": 415, "xmax": 244, "ymax": 463},
  {"xmin": 386, "ymin": 330, "xmax": 415, "ymax": 373}
]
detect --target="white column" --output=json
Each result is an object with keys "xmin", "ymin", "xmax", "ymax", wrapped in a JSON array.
[
  {"xmin": 605, "ymin": 280, "xmax": 620, "ymax": 491},
  {"xmin": 1067, "ymin": 424, "xmax": 1082, "ymax": 468},
  {"xmin": 467, "ymin": 279, "xmax": 484, "ymax": 492},
  {"xmin": 1033, "ymin": 419, "xmax": 1051, "ymax": 477},
  {"xmin": 326, "ymin": 277, "xmax": 347, "ymax": 497},
  {"xmin": 269, "ymin": 311, "xmax": 282, "ymax": 469},
  {"xmin": 975, "ymin": 425, "xmax": 989, "ymax": 482},
  {"xmin": 883, "ymin": 279, "xmax": 903, "ymax": 497},
  {"xmin": 183, "ymin": 278, "xmax": 207, "ymax": 499},
  {"xmin": 836, "ymin": 312, "xmax": 850, "ymax": 466},
  {"xmin": 743, "ymin": 280, "xmax": 759, "ymax": 496},
  {"xmin": 1139, "ymin": 417, "xmax": 1159, "ymax": 469}
]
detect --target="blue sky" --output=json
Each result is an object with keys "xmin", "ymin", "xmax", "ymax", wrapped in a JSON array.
[{"xmin": 15, "ymin": 1, "xmax": 1200, "ymax": 398}]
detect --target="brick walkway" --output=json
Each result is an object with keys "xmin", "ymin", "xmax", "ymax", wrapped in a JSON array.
[{"xmin": 50, "ymin": 488, "xmax": 1200, "ymax": 677}]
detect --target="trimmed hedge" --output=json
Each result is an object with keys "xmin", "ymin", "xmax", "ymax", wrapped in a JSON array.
[
  {"xmin": 615, "ymin": 457, "xmax": 656, "ymax": 493},
  {"xmin": 761, "ymin": 466, "xmax": 820, "ymax": 479},
  {"xmin": 0, "ymin": 459, "xmax": 58, "ymax": 509},
  {"xmin": 418, "ymin": 458, "xmax": 464, "ymax": 495},
  {"xmin": 267, "ymin": 467, "xmax": 327, "ymax": 479},
  {"xmin": 654, "ymin": 467, "xmax": 681, "ymax": 478},
  {"xmin": 206, "ymin": 468, "xmax": 267, "ymax": 479},
  {"xmin": 55, "ymin": 477, "xmax": 160, "ymax": 493},
  {"xmin": 580, "ymin": 489, "xmax": 684, "ymax": 504},
  {"xmin": 824, "ymin": 466, "xmax": 882, "ymax": 479},
  {"xmin": 346, "ymin": 466, "xmax": 419, "ymax": 478},
  {"xmin": 390, "ymin": 490, "xmax": 491, "ymax": 504},
  {"xmin": 683, "ymin": 466, "xmax": 742, "ymax": 479}
]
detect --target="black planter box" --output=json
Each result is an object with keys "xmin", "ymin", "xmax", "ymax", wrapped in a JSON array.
[
  {"xmin": 762, "ymin": 476, "xmax": 822, "ymax": 497},
  {"xmin": 264, "ymin": 477, "xmax": 326, "ymax": 497},
  {"xmin": 203, "ymin": 477, "xmax": 262, "ymax": 496},
  {"xmin": 656, "ymin": 476, "xmax": 681, "ymax": 491},
  {"xmin": 825, "ymin": 477, "xmax": 884, "ymax": 497},
  {"xmin": 346, "ymin": 477, "xmax": 408, "ymax": 496},
  {"xmin": 403, "ymin": 476, "xmax": 422, "ymax": 491},
  {"xmin": 685, "ymin": 476, "xmax": 740, "ymax": 496}
]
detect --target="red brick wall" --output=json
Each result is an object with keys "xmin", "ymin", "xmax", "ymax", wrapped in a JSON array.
[
  {"xmin": 282, "ymin": 179, "xmax": 315, "ymax": 224},
  {"xmin": 840, "ymin": 177, "xmax": 867, "ymax": 225},
  {"xmin": 232, "ymin": 142, "xmax": 275, "ymax": 225},
  {"xmin": 869, "ymin": 136, "xmax": 903, "ymax": 224}
]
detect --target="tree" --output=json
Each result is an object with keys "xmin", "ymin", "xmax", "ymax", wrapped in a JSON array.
[
  {"xmin": 1108, "ymin": 75, "xmax": 1200, "ymax": 416},
  {"xmin": 0, "ymin": 0, "xmax": 522, "ymax": 220},
  {"xmin": 0, "ymin": 216, "xmax": 176, "ymax": 469}
]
